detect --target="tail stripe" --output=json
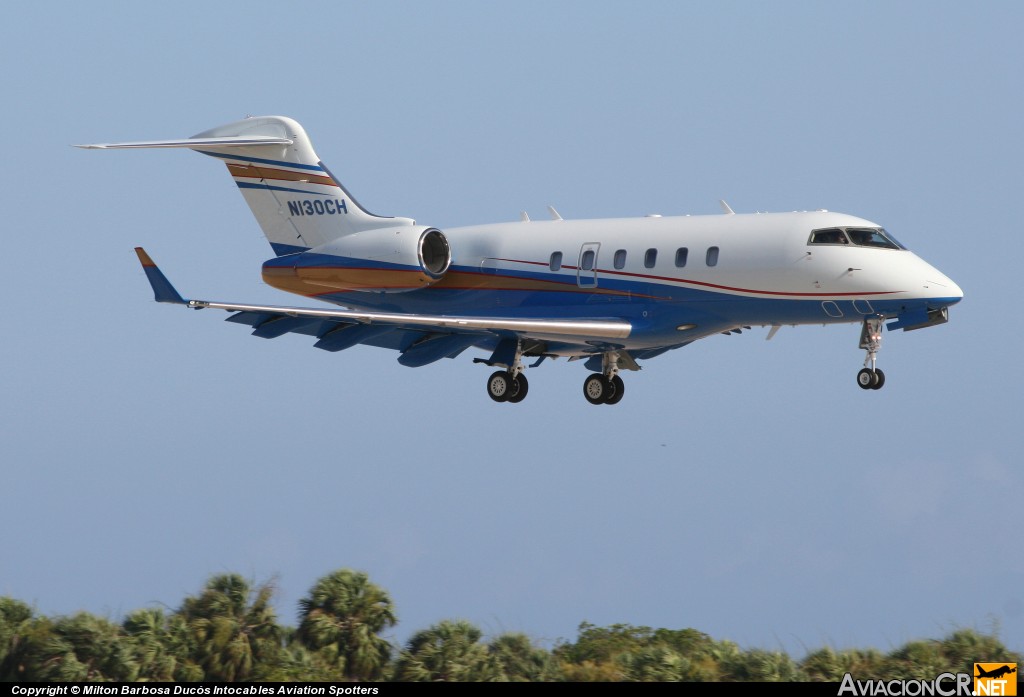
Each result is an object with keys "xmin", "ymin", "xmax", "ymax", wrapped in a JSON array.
[
  {"xmin": 195, "ymin": 149, "xmax": 325, "ymax": 172},
  {"xmin": 226, "ymin": 163, "xmax": 336, "ymax": 187},
  {"xmin": 235, "ymin": 182, "xmax": 335, "ymax": 196}
]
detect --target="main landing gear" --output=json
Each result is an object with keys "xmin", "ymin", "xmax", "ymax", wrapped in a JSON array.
[
  {"xmin": 582, "ymin": 351, "xmax": 632, "ymax": 405},
  {"xmin": 857, "ymin": 316, "xmax": 886, "ymax": 390},
  {"xmin": 583, "ymin": 373, "xmax": 625, "ymax": 405},
  {"xmin": 484, "ymin": 338, "xmax": 530, "ymax": 403},
  {"xmin": 487, "ymin": 370, "xmax": 529, "ymax": 403}
]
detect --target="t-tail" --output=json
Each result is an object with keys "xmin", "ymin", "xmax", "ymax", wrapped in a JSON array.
[{"xmin": 76, "ymin": 116, "xmax": 415, "ymax": 255}]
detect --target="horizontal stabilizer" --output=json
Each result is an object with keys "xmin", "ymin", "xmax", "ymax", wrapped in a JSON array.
[{"xmin": 74, "ymin": 136, "xmax": 293, "ymax": 150}]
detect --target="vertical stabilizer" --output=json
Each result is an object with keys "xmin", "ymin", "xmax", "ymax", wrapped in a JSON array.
[
  {"xmin": 190, "ymin": 116, "xmax": 414, "ymax": 254},
  {"xmin": 77, "ymin": 116, "xmax": 415, "ymax": 255}
]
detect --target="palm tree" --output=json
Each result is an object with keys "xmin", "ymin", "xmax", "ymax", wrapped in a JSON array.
[
  {"xmin": 123, "ymin": 608, "xmax": 186, "ymax": 681},
  {"xmin": 393, "ymin": 619, "xmax": 500, "ymax": 682},
  {"xmin": 15, "ymin": 612, "xmax": 139, "ymax": 682},
  {"xmin": 0, "ymin": 597, "xmax": 34, "ymax": 680},
  {"xmin": 619, "ymin": 644, "xmax": 687, "ymax": 681},
  {"xmin": 175, "ymin": 574, "xmax": 282, "ymax": 681},
  {"xmin": 296, "ymin": 569, "xmax": 396, "ymax": 681},
  {"xmin": 488, "ymin": 632, "xmax": 555, "ymax": 681}
]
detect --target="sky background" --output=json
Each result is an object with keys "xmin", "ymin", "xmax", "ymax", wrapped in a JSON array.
[{"xmin": 1, "ymin": 2, "xmax": 1021, "ymax": 658}]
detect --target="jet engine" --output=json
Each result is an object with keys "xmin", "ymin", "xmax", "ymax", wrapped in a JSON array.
[{"xmin": 263, "ymin": 226, "xmax": 452, "ymax": 294}]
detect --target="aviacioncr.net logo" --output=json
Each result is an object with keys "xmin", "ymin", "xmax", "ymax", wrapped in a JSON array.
[{"xmin": 974, "ymin": 663, "xmax": 1017, "ymax": 697}]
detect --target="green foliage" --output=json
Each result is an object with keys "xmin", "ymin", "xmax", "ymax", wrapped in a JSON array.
[
  {"xmin": 0, "ymin": 597, "xmax": 34, "ymax": 680},
  {"xmin": 393, "ymin": 619, "xmax": 501, "ymax": 681},
  {"xmin": 175, "ymin": 574, "xmax": 281, "ymax": 682},
  {"xmin": 488, "ymin": 632, "xmax": 557, "ymax": 681},
  {"xmin": 2, "ymin": 581, "xmax": 1020, "ymax": 682},
  {"xmin": 295, "ymin": 568, "xmax": 396, "ymax": 681}
]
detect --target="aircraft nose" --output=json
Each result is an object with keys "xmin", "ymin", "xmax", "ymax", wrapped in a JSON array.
[{"xmin": 926, "ymin": 274, "xmax": 962, "ymax": 307}]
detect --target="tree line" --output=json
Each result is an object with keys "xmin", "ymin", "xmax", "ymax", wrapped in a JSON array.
[{"xmin": 0, "ymin": 569, "xmax": 1018, "ymax": 682}]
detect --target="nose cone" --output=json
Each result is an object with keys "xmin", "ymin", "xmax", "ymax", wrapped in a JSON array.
[{"xmin": 925, "ymin": 270, "xmax": 963, "ymax": 308}]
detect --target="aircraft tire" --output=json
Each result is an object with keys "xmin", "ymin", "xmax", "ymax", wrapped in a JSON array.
[
  {"xmin": 605, "ymin": 375, "xmax": 625, "ymax": 404},
  {"xmin": 583, "ymin": 373, "xmax": 609, "ymax": 405},
  {"xmin": 507, "ymin": 373, "xmax": 529, "ymax": 403},
  {"xmin": 487, "ymin": 371, "xmax": 511, "ymax": 402},
  {"xmin": 870, "ymin": 368, "xmax": 885, "ymax": 390},
  {"xmin": 856, "ymin": 368, "xmax": 875, "ymax": 390}
]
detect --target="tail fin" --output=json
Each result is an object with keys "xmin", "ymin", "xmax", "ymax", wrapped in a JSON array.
[{"xmin": 78, "ymin": 116, "xmax": 415, "ymax": 255}]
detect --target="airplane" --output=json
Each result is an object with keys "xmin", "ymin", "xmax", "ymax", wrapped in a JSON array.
[
  {"xmin": 77, "ymin": 115, "xmax": 963, "ymax": 405},
  {"xmin": 976, "ymin": 665, "xmax": 1017, "ymax": 680}
]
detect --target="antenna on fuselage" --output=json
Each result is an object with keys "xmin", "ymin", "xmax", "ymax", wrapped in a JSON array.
[
  {"xmin": 719, "ymin": 200, "xmax": 735, "ymax": 215},
  {"xmin": 520, "ymin": 211, "xmax": 530, "ymax": 222},
  {"xmin": 547, "ymin": 205, "xmax": 563, "ymax": 221}
]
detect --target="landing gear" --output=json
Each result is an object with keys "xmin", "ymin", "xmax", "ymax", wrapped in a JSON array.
[
  {"xmin": 508, "ymin": 372, "xmax": 529, "ymax": 403},
  {"xmin": 583, "ymin": 373, "xmax": 625, "ymax": 405},
  {"xmin": 487, "ymin": 370, "xmax": 529, "ymax": 403},
  {"xmin": 857, "ymin": 316, "xmax": 887, "ymax": 390},
  {"xmin": 487, "ymin": 371, "xmax": 512, "ymax": 402},
  {"xmin": 857, "ymin": 367, "xmax": 885, "ymax": 390},
  {"xmin": 607, "ymin": 375, "xmax": 625, "ymax": 404}
]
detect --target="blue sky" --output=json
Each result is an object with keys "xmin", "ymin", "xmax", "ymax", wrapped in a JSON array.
[{"xmin": 1, "ymin": 1, "xmax": 1021, "ymax": 657}]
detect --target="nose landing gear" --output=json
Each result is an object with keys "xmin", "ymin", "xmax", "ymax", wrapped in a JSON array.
[{"xmin": 857, "ymin": 316, "xmax": 886, "ymax": 390}]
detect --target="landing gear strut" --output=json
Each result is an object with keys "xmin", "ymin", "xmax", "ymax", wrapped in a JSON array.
[{"xmin": 857, "ymin": 316, "xmax": 886, "ymax": 390}]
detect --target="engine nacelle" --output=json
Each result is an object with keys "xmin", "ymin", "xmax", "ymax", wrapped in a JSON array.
[{"xmin": 263, "ymin": 226, "xmax": 451, "ymax": 294}]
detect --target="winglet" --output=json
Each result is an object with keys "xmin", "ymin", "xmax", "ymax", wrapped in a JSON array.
[{"xmin": 134, "ymin": 248, "xmax": 186, "ymax": 304}]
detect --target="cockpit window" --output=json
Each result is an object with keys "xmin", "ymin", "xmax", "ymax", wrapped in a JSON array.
[
  {"xmin": 809, "ymin": 228, "xmax": 849, "ymax": 245},
  {"xmin": 846, "ymin": 227, "xmax": 906, "ymax": 250},
  {"xmin": 808, "ymin": 227, "xmax": 907, "ymax": 250}
]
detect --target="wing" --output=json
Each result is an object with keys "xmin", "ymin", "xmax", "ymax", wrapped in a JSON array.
[{"xmin": 134, "ymin": 248, "xmax": 633, "ymax": 366}]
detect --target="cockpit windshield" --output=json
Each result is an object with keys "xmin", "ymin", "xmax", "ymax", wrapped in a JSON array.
[
  {"xmin": 809, "ymin": 227, "xmax": 906, "ymax": 250},
  {"xmin": 846, "ymin": 228, "xmax": 906, "ymax": 249}
]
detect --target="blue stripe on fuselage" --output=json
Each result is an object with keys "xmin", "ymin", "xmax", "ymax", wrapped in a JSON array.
[{"xmin": 263, "ymin": 255, "xmax": 955, "ymax": 346}]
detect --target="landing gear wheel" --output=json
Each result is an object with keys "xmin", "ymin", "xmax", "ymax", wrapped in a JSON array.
[
  {"xmin": 857, "ymin": 368, "xmax": 878, "ymax": 390},
  {"xmin": 487, "ymin": 371, "xmax": 511, "ymax": 402},
  {"xmin": 507, "ymin": 373, "xmax": 529, "ymax": 403},
  {"xmin": 583, "ymin": 374, "xmax": 610, "ymax": 405},
  {"xmin": 870, "ymin": 368, "xmax": 885, "ymax": 390},
  {"xmin": 605, "ymin": 375, "xmax": 625, "ymax": 405}
]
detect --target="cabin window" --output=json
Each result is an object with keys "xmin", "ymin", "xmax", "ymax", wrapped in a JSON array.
[
  {"xmin": 549, "ymin": 251, "xmax": 563, "ymax": 271},
  {"xmin": 614, "ymin": 249, "xmax": 627, "ymax": 269},
  {"xmin": 809, "ymin": 228, "xmax": 849, "ymax": 245},
  {"xmin": 675, "ymin": 247, "xmax": 688, "ymax": 268},
  {"xmin": 644, "ymin": 248, "xmax": 658, "ymax": 269},
  {"xmin": 846, "ymin": 227, "xmax": 906, "ymax": 250},
  {"xmin": 706, "ymin": 246, "xmax": 719, "ymax": 267},
  {"xmin": 581, "ymin": 249, "xmax": 595, "ymax": 271}
]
